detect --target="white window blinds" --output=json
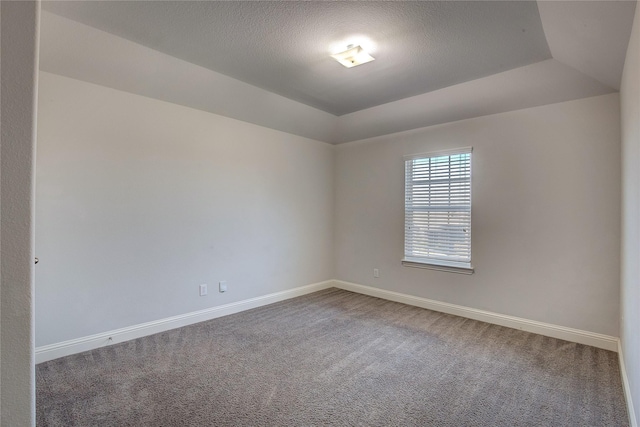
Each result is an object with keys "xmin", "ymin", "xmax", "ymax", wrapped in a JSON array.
[{"xmin": 404, "ymin": 148, "xmax": 472, "ymax": 270}]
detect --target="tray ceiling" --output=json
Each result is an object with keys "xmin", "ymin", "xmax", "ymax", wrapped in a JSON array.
[
  {"xmin": 42, "ymin": 1, "xmax": 553, "ymax": 116},
  {"xmin": 39, "ymin": 1, "xmax": 636, "ymax": 143}
]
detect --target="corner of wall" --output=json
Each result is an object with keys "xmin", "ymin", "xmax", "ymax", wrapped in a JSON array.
[
  {"xmin": 619, "ymin": 1, "xmax": 640, "ymax": 425},
  {"xmin": 0, "ymin": 1, "xmax": 40, "ymax": 425}
]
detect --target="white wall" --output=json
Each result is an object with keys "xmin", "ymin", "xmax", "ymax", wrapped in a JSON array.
[
  {"xmin": 620, "ymin": 2, "xmax": 640, "ymax": 424},
  {"xmin": 0, "ymin": 1, "xmax": 39, "ymax": 425},
  {"xmin": 35, "ymin": 72, "xmax": 334, "ymax": 346},
  {"xmin": 335, "ymin": 93, "xmax": 621, "ymax": 336}
]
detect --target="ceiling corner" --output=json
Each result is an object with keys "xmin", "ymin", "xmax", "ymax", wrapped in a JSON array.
[{"xmin": 537, "ymin": 0, "xmax": 637, "ymax": 91}]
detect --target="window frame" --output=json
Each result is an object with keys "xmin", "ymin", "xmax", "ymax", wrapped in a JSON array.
[{"xmin": 402, "ymin": 147, "xmax": 474, "ymax": 275}]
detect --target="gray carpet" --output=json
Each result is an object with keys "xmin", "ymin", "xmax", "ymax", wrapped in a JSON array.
[{"xmin": 36, "ymin": 288, "xmax": 629, "ymax": 426}]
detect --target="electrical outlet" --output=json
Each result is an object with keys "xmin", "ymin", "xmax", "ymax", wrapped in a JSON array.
[
  {"xmin": 373, "ymin": 268, "xmax": 380, "ymax": 278},
  {"xmin": 199, "ymin": 284, "xmax": 208, "ymax": 296},
  {"xmin": 219, "ymin": 281, "xmax": 228, "ymax": 293}
]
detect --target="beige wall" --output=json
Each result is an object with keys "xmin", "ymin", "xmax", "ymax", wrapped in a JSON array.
[
  {"xmin": 620, "ymin": 2, "xmax": 640, "ymax": 425},
  {"xmin": 35, "ymin": 72, "xmax": 334, "ymax": 346},
  {"xmin": 335, "ymin": 93, "xmax": 621, "ymax": 336}
]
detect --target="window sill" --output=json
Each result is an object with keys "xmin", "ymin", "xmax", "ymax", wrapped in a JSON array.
[{"xmin": 402, "ymin": 259, "xmax": 474, "ymax": 275}]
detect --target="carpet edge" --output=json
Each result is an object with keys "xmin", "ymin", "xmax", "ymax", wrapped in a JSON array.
[
  {"xmin": 333, "ymin": 280, "xmax": 619, "ymax": 352},
  {"xmin": 35, "ymin": 280, "xmax": 335, "ymax": 363},
  {"xmin": 37, "ymin": 279, "xmax": 620, "ymax": 363}
]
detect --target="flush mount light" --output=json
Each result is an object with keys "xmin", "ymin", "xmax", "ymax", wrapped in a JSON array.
[{"xmin": 330, "ymin": 44, "xmax": 375, "ymax": 68}]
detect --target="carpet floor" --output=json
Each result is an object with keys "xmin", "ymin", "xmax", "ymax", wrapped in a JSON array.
[{"xmin": 36, "ymin": 288, "xmax": 629, "ymax": 426}]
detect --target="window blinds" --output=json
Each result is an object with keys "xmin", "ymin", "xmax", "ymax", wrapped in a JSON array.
[{"xmin": 404, "ymin": 148, "xmax": 472, "ymax": 269}]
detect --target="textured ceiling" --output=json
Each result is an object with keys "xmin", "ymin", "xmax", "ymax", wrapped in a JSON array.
[
  {"xmin": 538, "ymin": 1, "xmax": 636, "ymax": 91},
  {"xmin": 42, "ymin": 1, "xmax": 553, "ymax": 116}
]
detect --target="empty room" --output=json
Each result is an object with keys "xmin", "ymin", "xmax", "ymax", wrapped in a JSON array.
[{"xmin": 1, "ymin": 0, "xmax": 640, "ymax": 425}]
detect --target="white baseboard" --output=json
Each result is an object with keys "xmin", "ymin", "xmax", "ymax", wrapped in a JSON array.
[
  {"xmin": 332, "ymin": 280, "xmax": 619, "ymax": 352},
  {"xmin": 619, "ymin": 340, "xmax": 638, "ymax": 427},
  {"xmin": 37, "ymin": 279, "xmax": 620, "ymax": 363},
  {"xmin": 35, "ymin": 280, "xmax": 334, "ymax": 364}
]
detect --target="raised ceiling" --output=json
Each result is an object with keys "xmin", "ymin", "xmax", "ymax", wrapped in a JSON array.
[
  {"xmin": 39, "ymin": 1, "xmax": 636, "ymax": 143},
  {"xmin": 43, "ymin": 1, "xmax": 553, "ymax": 116}
]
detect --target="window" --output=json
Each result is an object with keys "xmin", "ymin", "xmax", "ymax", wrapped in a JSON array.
[{"xmin": 403, "ymin": 147, "xmax": 473, "ymax": 274}]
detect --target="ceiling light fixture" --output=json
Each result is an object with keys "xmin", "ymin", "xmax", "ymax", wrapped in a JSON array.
[{"xmin": 331, "ymin": 44, "xmax": 375, "ymax": 68}]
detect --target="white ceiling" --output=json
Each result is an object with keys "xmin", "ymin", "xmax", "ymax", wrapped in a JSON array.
[{"xmin": 39, "ymin": 1, "xmax": 636, "ymax": 143}]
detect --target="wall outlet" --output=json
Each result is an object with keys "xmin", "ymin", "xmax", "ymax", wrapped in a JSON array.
[
  {"xmin": 219, "ymin": 281, "xmax": 228, "ymax": 293},
  {"xmin": 373, "ymin": 268, "xmax": 380, "ymax": 278},
  {"xmin": 199, "ymin": 284, "xmax": 208, "ymax": 296}
]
